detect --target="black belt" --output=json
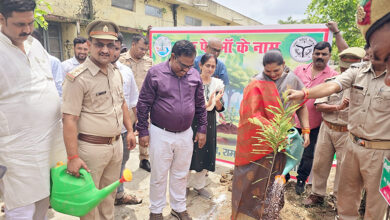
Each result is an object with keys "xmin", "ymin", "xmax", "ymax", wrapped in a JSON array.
[{"xmin": 152, "ymin": 122, "xmax": 182, "ymax": 133}]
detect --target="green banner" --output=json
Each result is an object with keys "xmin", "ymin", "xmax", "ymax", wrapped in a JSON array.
[
  {"xmin": 380, "ymin": 158, "xmax": 390, "ymax": 205},
  {"xmin": 150, "ymin": 25, "xmax": 331, "ymax": 164}
]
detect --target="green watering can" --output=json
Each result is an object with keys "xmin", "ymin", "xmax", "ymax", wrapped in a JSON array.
[
  {"xmin": 275, "ymin": 127, "xmax": 304, "ymax": 184},
  {"xmin": 50, "ymin": 162, "xmax": 132, "ymax": 217}
]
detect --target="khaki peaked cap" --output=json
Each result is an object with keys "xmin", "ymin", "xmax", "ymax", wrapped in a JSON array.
[{"xmin": 86, "ymin": 20, "xmax": 119, "ymax": 40}]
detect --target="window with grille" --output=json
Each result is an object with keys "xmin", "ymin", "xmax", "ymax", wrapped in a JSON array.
[
  {"xmin": 145, "ymin": 5, "xmax": 163, "ymax": 18},
  {"xmin": 185, "ymin": 16, "xmax": 202, "ymax": 26},
  {"xmin": 112, "ymin": 0, "xmax": 134, "ymax": 11},
  {"xmin": 37, "ymin": 23, "xmax": 63, "ymax": 60}
]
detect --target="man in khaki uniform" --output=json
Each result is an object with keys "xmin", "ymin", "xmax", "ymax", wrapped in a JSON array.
[
  {"xmin": 287, "ymin": 61, "xmax": 389, "ymax": 219},
  {"xmin": 303, "ymin": 47, "xmax": 366, "ymax": 207},
  {"xmin": 62, "ymin": 20, "xmax": 136, "ymax": 220},
  {"xmin": 357, "ymin": 0, "xmax": 390, "ymax": 86},
  {"xmin": 119, "ymin": 34, "xmax": 152, "ymax": 172},
  {"xmin": 287, "ymin": 2, "xmax": 390, "ymax": 215}
]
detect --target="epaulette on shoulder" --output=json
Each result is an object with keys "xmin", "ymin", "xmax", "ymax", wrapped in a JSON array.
[
  {"xmin": 350, "ymin": 61, "xmax": 366, "ymax": 69},
  {"xmin": 325, "ymin": 76, "xmax": 337, "ymax": 82},
  {"xmin": 144, "ymin": 56, "xmax": 153, "ymax": 64},
  {"xmin": 65, "ymin": 65, "xmax": 88, "ymax": 82}
]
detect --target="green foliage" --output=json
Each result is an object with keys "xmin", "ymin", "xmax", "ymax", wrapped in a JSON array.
[
  {"xmin": 34, "ymin": 0, "xmax": 52, "ymax": 29},
  {"xmin": 248, "ymin": 91, "xmax": 301, "ymax": 205},
  {"xmin": 248, "ymin": 91, "xmax": 300, "ymax": 158},
  {"xmin": 278, "ymin": 16, "xmax": 310, "ymax": 24},
  {"xmin": 224, "ymin": 52, "xmax": 257, "ymax": 110},
  {"xmin": 223, "ymin": 106, "xmax": 239, "ymax": 125},
  {"xmin": 225, "ymin": 52, "xmax": 256, "ymax": 93},
  {"xmin": 306, "ymin": 0, "xmax": 365, "ymax": 59}
]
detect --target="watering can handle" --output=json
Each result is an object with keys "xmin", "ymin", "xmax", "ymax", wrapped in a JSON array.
[{"xmin": 79, "ymin": 168, "xmax": 93, "ymax": 182}]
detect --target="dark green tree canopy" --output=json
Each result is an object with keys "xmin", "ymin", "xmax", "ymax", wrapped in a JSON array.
[{"xmin": 306, "ymin": 0, "xmax": 365, "ymax": 48}]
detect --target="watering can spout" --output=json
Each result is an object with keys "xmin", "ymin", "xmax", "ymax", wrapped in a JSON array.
[
  {"xmin": 50, "ymin": 164, "xmax": 132, "ymax": 217},
  {"xmin": 281, "ymin": 127, "xmax": 304, "ymax": 176},
  {"xmin": 96, "ymin": 169, "xmax": 133, "ymax": 201},
  {"xmin": 92, "ymin": 180, "xmax": 121, "ymax": 202}
]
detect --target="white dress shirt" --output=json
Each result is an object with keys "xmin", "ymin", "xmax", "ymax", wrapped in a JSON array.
[
  {"xmin": 0, "ymin": 32, "xmax": 66, "ymax": 210},
  {"xmin": 116, "ymin": 61, "xmax": 138, "ymax": 133}
]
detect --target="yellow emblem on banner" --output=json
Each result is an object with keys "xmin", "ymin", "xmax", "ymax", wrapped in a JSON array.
[{"xmin": 357, "ymin": 6, "xmax": 366, "ymax": 23}]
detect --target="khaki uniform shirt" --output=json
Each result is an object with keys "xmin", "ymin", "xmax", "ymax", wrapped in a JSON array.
[
  {"xmin": 119, "ymin": 51, "xmax": 153, "ymax": 91},
  {"xmin": 315, "ymin": 77, "xmax": 350, "ymax": 126},
  {"xmin": 62, "ymin": 58, "xmax": 124, "ymax": 137},
  {"xmin": 335, "ymin": 62, "xmax": 390, "ymax": 141}
]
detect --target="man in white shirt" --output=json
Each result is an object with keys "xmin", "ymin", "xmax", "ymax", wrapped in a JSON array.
[
  {"xmin": 112, "ymin": 33, "xmax": 142, "ymax": 205},
  {"xmin": 0, "ymin": 0, "xmax": 65, "ymax": 219},
  {"xmin": 61, "ymin": 36, "xmax": 88, "ymax": 74}
]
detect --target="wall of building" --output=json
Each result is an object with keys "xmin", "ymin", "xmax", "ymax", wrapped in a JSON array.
[
  {"xmin": 167, "ymin": 0, "xmax": 261, "ymax": 26},
  {"xmin": 93, "ymin": 0, "xmax": 175, "ymax": 30},
  {"xmin": 177, "ymin": 5, "xmax": 228, "ymax": 26},
  {"xmin": 43, "ymin": 0, "xmax": 261, "ymax": 60}
]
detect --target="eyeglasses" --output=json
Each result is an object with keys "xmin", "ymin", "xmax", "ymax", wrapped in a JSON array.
[
  {"xmin": 208, "ymin": 46, "xmax": 221, "ymax": 53},
  {"xmin": 93, "ymin": 42, "xmax": 115, "ymax": 50},
  {"xmin": 175, "ymin": 57, "xmax": 193, "ymax": 70}
]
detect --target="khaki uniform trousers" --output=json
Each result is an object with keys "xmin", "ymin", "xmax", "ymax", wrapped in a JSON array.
[
  {"xmin": 311, "ymin": 122, "xmax": 348, "ymax": 198},
  {"xmin": 78, "ymin": 138, "xmax": 123, "ymax": 220},
  {"xmin": 139, "ymin": 145, "xmax": 149, "ymax": 161},
  {"xmin": 337, "ymin": 136, "xmax": 390, "ymax": 220}
]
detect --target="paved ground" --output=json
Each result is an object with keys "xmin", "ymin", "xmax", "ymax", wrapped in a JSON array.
[
  {"xmin": 0, "ymin": 146, "xmax": 233, "ymax": 220},
  {"xmin": 0, "ymin": 145, "xmax": 343, "ymax": 220}
]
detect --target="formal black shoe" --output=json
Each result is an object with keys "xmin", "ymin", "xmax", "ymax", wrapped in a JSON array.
[
  {"xmin": 285, "ymin": 173, "xmax": 291, "ymax": 183},
  {"xmin": 140, "ymin": 159, "xmax": 151, "ymax": 172},
  {"xmin": 295, "ymin": 180, "xmax": 305, "ymax": 195}
]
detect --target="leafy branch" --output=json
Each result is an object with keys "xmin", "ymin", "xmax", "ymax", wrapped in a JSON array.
[
  {"xmin": 248, "ymin": 91, "xmax": 300, "ymax": 159},
  {"xmin": 34, "ymin": 0, "xmax": 52, "ymax": 30},
  {"xmin": 248, "ymin": 91, "xmax": 301, "ymax": 217}
]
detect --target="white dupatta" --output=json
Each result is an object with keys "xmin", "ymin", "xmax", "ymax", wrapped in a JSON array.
[{"xmin": 204, "ymin": 77, "xmax": 224, "ymax": 111}]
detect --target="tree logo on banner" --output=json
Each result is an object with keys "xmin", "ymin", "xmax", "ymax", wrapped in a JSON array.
[
  {"xmin": 289, "ymin": 36, "xmax": 317, "ymax": 62},
  {"xmin": 154, "ymin": 36, "xmax": 172, "ymax": 57}
]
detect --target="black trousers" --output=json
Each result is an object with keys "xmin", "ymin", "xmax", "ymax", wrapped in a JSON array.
[{"xmin": 296, "ymin": 126, "xmax": 321, "ymax": 182}]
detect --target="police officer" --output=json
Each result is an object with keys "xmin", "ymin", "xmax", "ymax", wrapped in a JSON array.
[
  {"xmin": 62, "ymin": 20, "xmax": 136, "ymax": 220},
  {"xmin": 303, "ymin": 47, "xmax": 366, "ymax": 207},
  {"xmin": 119, "ymin": 34, "xmax": 152, "ymax": 172},
  {"xmin": 287, "ymin": 13, "xmax": 390, "ymax": 218},
  {"xmin": 356, "ymin": 0, "xmax": 390, "ymax": 86}
]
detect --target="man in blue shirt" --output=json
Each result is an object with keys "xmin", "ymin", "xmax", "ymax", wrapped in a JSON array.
[
  {"xmin": 31, "ymin": 30, "xmax": 64, "ymax": 97},
  {"xmin": 194, "ymin": 38, "xmax": 229, "ymax": 85}
]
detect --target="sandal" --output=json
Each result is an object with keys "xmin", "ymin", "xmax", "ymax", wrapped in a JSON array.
[{"xmin": 114, "ymin": 193, "xmax": 142, "ymax": 206}]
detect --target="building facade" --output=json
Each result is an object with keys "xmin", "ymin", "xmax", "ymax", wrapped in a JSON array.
[{"xmin": 38, "ymin": 0, "xmax": 261, "ymax": 60}]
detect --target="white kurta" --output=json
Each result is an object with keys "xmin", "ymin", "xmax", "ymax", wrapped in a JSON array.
[{"xmin": 0, "ymin": 32, "xmax": 66, "ymax": 210}]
